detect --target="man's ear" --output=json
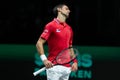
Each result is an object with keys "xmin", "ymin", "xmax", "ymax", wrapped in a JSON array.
[{"xmin": 57, "ymin": 8, "xmax": 61, "ymax": 12}]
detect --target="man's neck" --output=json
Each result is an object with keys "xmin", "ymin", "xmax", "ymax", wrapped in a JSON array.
[{"xmin": 57, "ymin": 15, "xmax": 66, "ymax": 23}]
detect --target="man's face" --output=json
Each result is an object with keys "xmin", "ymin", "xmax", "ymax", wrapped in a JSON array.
[{"xmin": 58, "ymin": 5, "xmax": 71, "ymax": 18}]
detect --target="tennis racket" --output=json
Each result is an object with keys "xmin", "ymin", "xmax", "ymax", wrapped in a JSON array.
[{"xmin": 33, "ymin": 47, "xmax": 79, "ymax": 76}]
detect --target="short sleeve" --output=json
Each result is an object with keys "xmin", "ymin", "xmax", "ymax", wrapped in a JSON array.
[{"xmin": 40, "ymin": 24, "xmax": 52, "ymax": 40}]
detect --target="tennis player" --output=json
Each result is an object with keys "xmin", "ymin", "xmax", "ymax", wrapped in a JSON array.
[{"xmin": 36, "ymin": 4, "xmax": 78, "ymax": 80}]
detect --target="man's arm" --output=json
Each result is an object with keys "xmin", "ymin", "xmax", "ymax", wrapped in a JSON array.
[
  {"xmin": 36, "ymin": 37, "xmax": 46, "ymax": 56},
  {"xmin": 69, "ymin": 45, "xmax": 78, "ymax": 71},
  {"xmin": 36, "ymin": 37, "xmax": 53, "ymax": 68}
]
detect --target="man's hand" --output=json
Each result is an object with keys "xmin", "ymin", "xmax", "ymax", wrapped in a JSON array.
[
  {"xmin": 71, "ymin": 62, "xmax": 78, "ymax": 71},
  {"xmin": 43, "ymin": 60, "xmax": 53, "ymax": 68}
]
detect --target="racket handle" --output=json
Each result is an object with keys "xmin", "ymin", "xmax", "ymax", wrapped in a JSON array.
[{"xmin": 33, "ymin": 67, "xmax": 46, "ymax": 76}]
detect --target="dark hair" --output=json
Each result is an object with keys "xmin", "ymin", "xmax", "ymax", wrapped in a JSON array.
[{"xmin": 53, "ymin": 4, "xmax": 66, "ymax": 17}]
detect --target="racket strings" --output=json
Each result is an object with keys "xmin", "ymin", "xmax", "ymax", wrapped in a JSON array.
[
  {"xmin": 49, "ymin": 47, "xmax": 79, "ymax": 65},
  {"xmin": 56, "ymin": 50, "xmax": 71, "ymax": 64},
  {"xmin": 56, "ymin": 48, "xmax": 78, "ymax": 64}
]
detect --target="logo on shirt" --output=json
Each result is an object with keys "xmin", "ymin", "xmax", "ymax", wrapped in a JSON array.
[{"xmin": 56, "ymin": 29, "xmax": 61, "ymax": 32}]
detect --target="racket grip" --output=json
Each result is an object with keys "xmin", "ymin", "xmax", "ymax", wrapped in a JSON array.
[{"xmin": 33, "ymin": 67, "xmax": 46, "ymax": 76}]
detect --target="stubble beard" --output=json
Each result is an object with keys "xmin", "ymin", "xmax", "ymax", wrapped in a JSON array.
[{"xmin": 61, "ymin": 12, "xmax": 69, "ymax": 19}]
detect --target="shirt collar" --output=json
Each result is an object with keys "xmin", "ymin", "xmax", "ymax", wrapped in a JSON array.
[{"xmin": 54, "ymin": 18, "xmax": 66, "ymax": 26}]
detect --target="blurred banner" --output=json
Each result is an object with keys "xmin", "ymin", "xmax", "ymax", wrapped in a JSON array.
[{"xmin": 0, "ymin": 44, "xmax": 120, "ymax": 80}]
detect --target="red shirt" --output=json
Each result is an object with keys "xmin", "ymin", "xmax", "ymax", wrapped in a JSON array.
[{"xmin": 40, "ymin": 18, "xmax": 74, "ymax": 66}]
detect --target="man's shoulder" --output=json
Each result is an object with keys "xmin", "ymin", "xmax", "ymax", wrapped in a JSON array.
[
  {"xmin": 46, "ymin": 19, "xmax": 55, "ymax": 26},
  {"xmin": 44, "ymin": 20, "xmax": 56, "ymax": 31}
]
